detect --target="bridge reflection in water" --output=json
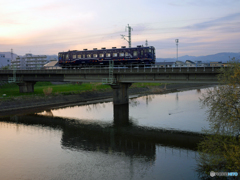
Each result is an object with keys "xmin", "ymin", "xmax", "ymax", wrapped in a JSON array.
[
  {"xmin": 0, "ymin": 107, "xmax": 203, "ymax": 162},
  {"xmin": 114, "ymin": 104, "xmax": 129, "ymax": 125}
]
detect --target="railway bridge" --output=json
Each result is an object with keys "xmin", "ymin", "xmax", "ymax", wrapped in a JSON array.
[{"xmin": 0, "ymin": 66, "xmax": 221, "ymax": 123}]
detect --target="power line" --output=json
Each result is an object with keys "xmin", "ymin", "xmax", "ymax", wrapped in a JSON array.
[{"xmin": 121, "ymin": 24, "xmax": 133, "ymax": 48}]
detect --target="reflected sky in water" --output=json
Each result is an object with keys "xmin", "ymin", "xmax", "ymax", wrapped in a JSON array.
[
  {"xmin": 38, "ymin": 88, "xmax": 209, "ymax": 132},
  {"xmin": 130, "ymin": 89, "xmax": 208, "ymax": 132}
]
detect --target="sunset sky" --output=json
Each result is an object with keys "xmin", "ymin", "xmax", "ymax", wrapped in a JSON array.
[{"xmin": 1, "ymin": 0, "xmax": 240, "ymax": 58}]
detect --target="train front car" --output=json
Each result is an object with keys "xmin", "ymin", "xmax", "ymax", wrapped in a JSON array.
[
  {"xmin": 140, "ymin": 46, "xmax": 155, "ymax": 64},
  {"xmin": 58, "ymin": 46, "xmax": 156, "ymax": 68}
]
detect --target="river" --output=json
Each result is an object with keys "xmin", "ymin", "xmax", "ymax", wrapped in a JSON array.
[{"xmin": 0, "ymin": 88, "xmax": 210, "ymax": 180}]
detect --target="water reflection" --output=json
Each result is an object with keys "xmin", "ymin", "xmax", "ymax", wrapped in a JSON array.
[
  {"xmin": 32, "ymin": 88, "xmax": 210, "ymax": 133},
  {"xmin": 44, "ymin": 110, "xmax": 53, "ymax": 117},
  {"xmin": 129, "ymin": 98, "xmax": 140, "ymax": 107},
  {"xmin": 86, "ymin": 103, "xmax": 107, "ymax": 112},
  {"xmin": 0, "ymin": 87, "xmax": 210, "ymax": 180},
  {"xmin": 0, "ymin": 114, "xmax": 203, "ymax": 154},
  {"xmin": 114, "ymin": 104, "xmax": 130, "ymax": 126},
  {"xmin": 196, "ymin": 89, "xmax": 201, "ymax": 94},
  {"xmin": 144, "ymin": 95, "xmax": 155, "ymax": 106},
  {"xmin": 0, "ymin": 116, "xmax": 199, "ymax": 179}
]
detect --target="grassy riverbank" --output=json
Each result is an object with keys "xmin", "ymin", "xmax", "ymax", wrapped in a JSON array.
[
  {"xmin": 0, "ymin": 82, "xmax": 212, "ymax": 116},
  {"xmin": 0, "ymin": 82, "xmax": 164, "ymax": 99}
]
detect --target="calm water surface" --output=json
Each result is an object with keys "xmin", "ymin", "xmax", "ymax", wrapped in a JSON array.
[{"xmin": 0, "ymin": 88, "xmax": 210, "ymax": 180}]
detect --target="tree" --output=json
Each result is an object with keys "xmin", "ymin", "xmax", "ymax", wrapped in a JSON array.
[
  {"xmin": 197, "ymin": 58, "xmax": 240, "ymax": 177},
  {"xmin": 201, "ymin": 85, "xmax": 240, "ymax": 136}
]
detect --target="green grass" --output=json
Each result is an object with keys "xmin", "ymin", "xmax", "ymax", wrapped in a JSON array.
[
  {"xmin": 0, "ymin": 82, "xmax": 165, "ymax": 99},
  {"xmin": 0, "ymin": 82, "xmax": 111, "ymax": 97}
]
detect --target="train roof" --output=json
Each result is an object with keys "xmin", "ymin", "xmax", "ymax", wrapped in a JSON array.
[{"xmin": 59, "ymin": 46, "xmax": 154, "ymax": 53}]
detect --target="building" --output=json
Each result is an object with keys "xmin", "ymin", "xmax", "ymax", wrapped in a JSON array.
[
  {"xmin": 210, "ymin": 62, "xmax": 223, "ymax": 67},
  {"xmin": 175, "ymin": 60, "xmax": 210, "ymax": 67},
  {"xmin": 155, "ymin": 62, "xmax": 175, "ymax": 68},
  {"xmin": 0, "ymin": 54, "xmax": 11, "ymax": 68},
  {"xmin": 175, "ymin": 61, "xmax": 185, "ymax": 67},
  {"xmin": 11, "ymin": 53, "xmax": 48, "ymax": 69},
  {"xmin": 195, "ymin": 61, "xmax": 210, "ymax": 67},
  {"xmin": 43, "ymin": 61, "xmax": 61, "ymax": 69},
  {"xmin": 185, "ymin": 60, "xmax": 195, "ymax": 67}
]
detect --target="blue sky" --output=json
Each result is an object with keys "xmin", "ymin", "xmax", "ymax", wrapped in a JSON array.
[{"xmin": 0, "ymin": 0, "xmax": 240, "ymax": 58}]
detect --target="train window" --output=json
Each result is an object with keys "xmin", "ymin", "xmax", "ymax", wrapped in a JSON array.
[
  {"xmin": 106, "ymin": 53, "xmax": 111, "ymax": 57},
  {"xmin": 83, "ymin": 54, "xmax": 85, "ymax": 58},
  {"xmin": 120, "ymin": 52, "xmax": 124, "ymax": 57},
  {"xmin": 77, "ymin": 55, "xmax": 81, "ymax": 58},
  {"xmin": 125, "ymin": 52, "xmax": 128, "ymax": 56},
  {"xmin": 113, "ymin": 53, "xmax": 118, "ymax": 57},
  {"xmin": 141, "ymin": 51, "xmax": 143, "ymax": 55},
  {"xmin": 93, "ymin": 54, "xmax": 98, "ymax": 57},
  {"xmin": 99, "ymin": 53, "xmax": 104, "ymax": 57},
  {"xmin": 87, "ymin": 54, "xmax": 91, "ymax": 58},
  {"xmin": 73, "ymin": 55, "xmax": 76, "ymax": 58},
  {"xmin": 66, "ymin": 54, "xmax": 69, "ymax": 60},
  {"xmin": 149, "ymin": 49, "xmax": 151, "ymax": 52},
  {"xmin": 133, "ymin": 51, "xmax": 137, "ymax": 56}
]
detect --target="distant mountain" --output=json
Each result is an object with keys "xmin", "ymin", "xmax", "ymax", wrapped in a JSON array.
[{"xmin": 157, "ymin": 52, "xmax": 240, "ymax": 63}]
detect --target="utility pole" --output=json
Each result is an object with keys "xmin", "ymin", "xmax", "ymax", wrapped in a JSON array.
[
  {"xmin": 11, "ymin": 49, "xmax": 13, "ymax": 69},
  {"xmin": 145, "ymin": 40, "xmax": 148, "ymax": 47},
  {"xmin": 11, "ymin": 49, "xmax": 13, "ymax": 61},
  {"xmin": 121, "ymin": 24, "xmax": 133, "ymax": 48},
  {"xmin": 175, "ymin": 39, "xmax": 179, "ymax": 61}
]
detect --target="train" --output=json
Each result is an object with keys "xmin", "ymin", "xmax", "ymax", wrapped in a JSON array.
[{"xmin": 58, "ymin": 45, "xmax": 156, "ymax": 68}]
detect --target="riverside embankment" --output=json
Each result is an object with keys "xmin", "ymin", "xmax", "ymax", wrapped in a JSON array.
[{"xmin": 0, "ymin": 83, "xmax": 215, "ymax": 116}]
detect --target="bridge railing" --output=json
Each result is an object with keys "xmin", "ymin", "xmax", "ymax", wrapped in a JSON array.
[{"xmin": 0, "ymin": 64, "xmax": 222, "ymax": 73}]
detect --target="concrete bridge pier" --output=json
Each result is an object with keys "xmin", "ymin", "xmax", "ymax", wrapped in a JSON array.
[
  {"xmin": 110, "ymin": 83, "xmax": 132, "ymax": 105},
  {"xmin": 111, "ymin": 83, "xmax": 132, "ymax": 125},
  {"xmin": 17, "ymin": 81, "xmax": 36, "ymax": 93}
]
